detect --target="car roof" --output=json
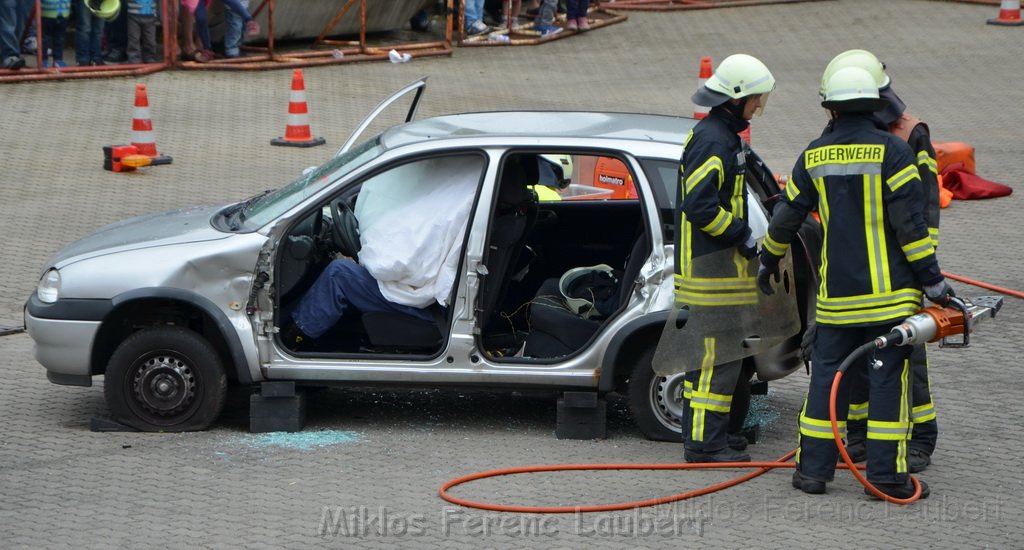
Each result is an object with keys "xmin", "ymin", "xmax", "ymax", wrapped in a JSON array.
[{"xmin": 380, "ymin": 111, "xmax": 696, "ymax": 150}]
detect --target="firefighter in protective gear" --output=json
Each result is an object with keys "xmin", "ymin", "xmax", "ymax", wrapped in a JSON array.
[
  {"xmin": 817, "ymin": 50, "xmax": 942, "ymax": 474},
  {"xmin": 676, "ymin": 53, "xmax": 775, "ymax": 464},
  {"xmin": 758, "ymin": 65, "xmax": 949, "ymax": 499}
]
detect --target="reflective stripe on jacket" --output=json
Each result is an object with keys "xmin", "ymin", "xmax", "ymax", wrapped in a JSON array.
[
  {"xmin": 762, "ymin": 115, "xmax": 942, "ymax": 327},
  {"xmin": 674, "ymin": 109, "xmax": 754, "ymax": 306}
]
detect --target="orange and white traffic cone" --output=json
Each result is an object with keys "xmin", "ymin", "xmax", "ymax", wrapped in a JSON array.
[
  {"xmin": 693, "ymin": 56, "xmax": 712, "ymax": 120},
  {"xmin": 988, "ymin": 0, "xmax": 1023, "ymax": 26},
  {"xmin": 271, "ymin": 69, "xmax": 326, "ymax": 147},
  {"xmin": 130, "ymin": 83, "xmax": 172, "ymax": 164}
]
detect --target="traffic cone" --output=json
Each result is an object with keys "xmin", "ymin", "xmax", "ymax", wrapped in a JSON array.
[
  {"xmin": 987, "ymin": 0, "xmax": 1023, "ymax": 25},
  {"xmin": 693, "ymin": 56, "xmax": 712, "ymax": 120},
  {"xmin": 271, "ymin": 69, "xmax": 326, "ymax": 147},
  {"xmin": 130, "ymin": 84, "xmax": 172, "ymax": 164}
]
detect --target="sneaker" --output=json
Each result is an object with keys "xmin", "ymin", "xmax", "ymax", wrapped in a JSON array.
[
  {"xmin": 565, "ymin": 19, "xmax": 578, "ymax": 31},
  {"xmin": 684, "ymin": 447, "xmax": 750, "ymax": 463},
  {"xmin": 792, "ymin": 470, "xmax": 827, "ymax": 495},
  {"xmin": 867, "ymin": 479, "xmax": 929, "ymax": 500},
  {"xmin": 3, "ymin": 55, "xmax": 26, "ymax": 69},
  {"xmin": 727, "ymin": 433, "xmax": 749, "ymax": 451},
  {"xmin": 104, "ymin": 49, "xmax": 127, "ymax": 63},
  {"xmin": 466, "ymin": 20, "xmax": 490, "ymax": 35},
  {"xmin": 577, "ymin": 17, "xmax": 590, "ymax": 31},
  {"xmin": 844, "ymin": 439, "xmax": 866, "ymax": 463},
  {"xmin": 245, "ymin": 19, "xmax": 260, "ymax": 36},
  {"xmin": 53, "ymin": 59, "xmax": 67, "ymax": 68},
  {"xmin": 22, "ymin": 36, "xmax": 36, "ymax": 54},
  {"xmin": 533, "ymin": 24, "xmax": 562, "ymax": 37},
  {"xmin": 908, "ymin": 448, "xmax": 931, "ymax": 473}
]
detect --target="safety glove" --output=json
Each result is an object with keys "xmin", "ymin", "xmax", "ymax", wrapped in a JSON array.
[
  {"xmin": 923, "ymin": 279, "xmax": 956, "ymax": 306},
  {"xmin": 738, "ymin": 234, "xmax": 758, "ymax": 261},
  {"xmin": 757, "ymin": 249, "xmax": 781, "ymax": 295}
]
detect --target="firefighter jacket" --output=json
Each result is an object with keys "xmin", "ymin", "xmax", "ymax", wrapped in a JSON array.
[
  {"xmin": 891, "ymin": 114, "xmax": 940, "ymax": 249},
  {"xmin": 674, "ymin": 108, "xmax": 755, "ymax": 307},
  {"xmin": 762, "ymin": 115, "xmax": 943, "ymax": 327}
]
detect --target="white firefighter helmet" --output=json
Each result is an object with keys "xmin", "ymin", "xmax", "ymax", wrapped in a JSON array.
[
  {"xmin": 820, "ymin": 66, "xmax": 889, "ymax": 113},
  {"xmin": 692, "ymin": 54, "xmax": 776, "ymax": 108},
  {"xmin": 819, "ymin": 49, "xmax": 889, "ymax": 101}
]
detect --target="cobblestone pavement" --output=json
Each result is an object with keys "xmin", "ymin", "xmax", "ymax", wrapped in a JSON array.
[{"xmin": 1, "ymin": 1, "xmax": 1022, "ymax": 547}]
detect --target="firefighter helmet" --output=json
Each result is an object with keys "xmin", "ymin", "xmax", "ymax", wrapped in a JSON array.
[
  {"xmin": 819, "ymin": 49, "xmax": 889, "ymax": 100},
  {"xmin": 820, "ymin": 66, "xmax": 889, "ymax": 113},
  {"xmin": 86, "ymin": 0, "xmax": 121, "ymax": 21},
  {"xmin": 692, "ymin": 54, "xmax": 776, "ymax": 108}
]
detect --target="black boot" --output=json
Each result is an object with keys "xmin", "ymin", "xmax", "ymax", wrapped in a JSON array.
[
  {"xmin": 908, "ymin": 448, "xmax": 931, "ymax": 473},
  {"xmin": 792, "ymin": 470, "xmax": 827, "ymax": 495},
  {"xmin": 727, "ymin": 433, "xmax": 749, "ymax": 451},
  {"xmin": 867, "ymin": 479, "xmax": 930, "ymax": 500},
  {"xmin": 684, "ymin": 447, "xmax": 750, "ymax": 463},
  {"xmin": 844, "ymin": 439, "xmax": 866, "ymax": 463}
]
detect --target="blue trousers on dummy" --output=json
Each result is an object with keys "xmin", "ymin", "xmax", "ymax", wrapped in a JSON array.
[{"xmin": 291, "ymin": 259, "xmax": 433, "ymax": 339}]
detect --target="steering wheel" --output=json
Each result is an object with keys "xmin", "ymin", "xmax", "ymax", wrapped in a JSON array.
[{"xmin": 329, "ymin": 198, "xmax": 361, "ymax": 259}]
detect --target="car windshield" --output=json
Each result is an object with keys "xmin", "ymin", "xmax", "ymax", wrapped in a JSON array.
[{"xmin": 234, "ymin": 137, "xmax": 385, "ymax": 229}]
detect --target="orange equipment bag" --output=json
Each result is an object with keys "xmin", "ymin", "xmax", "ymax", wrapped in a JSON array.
[{"xmin": 933, "ymin": 142, "xmax": 976, "ymax": 175}]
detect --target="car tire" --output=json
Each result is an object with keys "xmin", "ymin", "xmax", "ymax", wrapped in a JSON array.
[
  {"xmin": 627, "ymin": 346, "xmax": 683, "ymax": 442},
  {"xmin": 104, "ymin": 327, "xmax": 227, "ymax": 432},
  {"xmin": 628, "ymin": 347, "xmax": 756, "ymax": 442}
]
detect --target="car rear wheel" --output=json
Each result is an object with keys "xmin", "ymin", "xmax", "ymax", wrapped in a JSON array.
[
  {"xmin": 628, "ymin": 347, "xmax": 684, "ymax": 442},
  {"xmin": 104, "ymin": 327, "xmax": 227, "ymax": 432},
  {"xmin": 628, "ymin": 347, "xmax": 754, "ymax": 442}
]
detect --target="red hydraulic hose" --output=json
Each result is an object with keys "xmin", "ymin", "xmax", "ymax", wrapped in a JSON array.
[
  {"xmin": 828, "ymin": 370, "xmax": 923, "ymax": 504},
  {"xmin": 943, "ymin": 271, "xmax": 1024, "ymax": 300}
]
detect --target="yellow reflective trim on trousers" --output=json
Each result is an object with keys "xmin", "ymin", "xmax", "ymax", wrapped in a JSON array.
[
  {"xmin": 685, "ymin": 157, "xmax": 724, "ymax": 193},
  {"xmin": 800, "ymin": 411, "xmax": 845, "ymax": 440},
  {"xmin": 690, "ymin": 388, "xmax": 733, "ymax": 413},
  {"xmin": 917, "ymin": 151, "xmax": 938, "ymax": 175},
  {"xmin": 864, "ymin": 174, "xmax": 890, "ymax": 294},
  {"xmin": 848, "ymin": 401, "xmax": 868, "ymax": 421},
  {"xmin": 912, "ymin": 402, "xmax": 936, "ymax": 423},
  {"xmin": 762, "ymin": 235, "xmax": 788, "ymax": 256},
  {"xmin": 691, "ymin": 337, "xmax": 716, "ymax": 442},
  {"xmin": 701, "ymin": 208, "xmax": 733, "ymax": 237},
  {"xmin": 866, "ymin": 420, "xmax": 911, "ymax": 441},
  {"xmin": 886, "ymin": 164, "xmax": 919, "ymax": 193}
]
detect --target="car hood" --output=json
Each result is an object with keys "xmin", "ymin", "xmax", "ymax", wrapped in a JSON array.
[{"xmin": 47, "ymin": 204, "xmax": 232, "ymax": 268}]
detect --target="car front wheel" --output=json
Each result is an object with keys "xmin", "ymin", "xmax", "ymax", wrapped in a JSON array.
[{"xmin": 104, "ymin": 327, "xmax": 227, "ymax": 432}]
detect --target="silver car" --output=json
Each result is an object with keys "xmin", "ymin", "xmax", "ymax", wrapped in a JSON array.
[{"xmin": 25, "ymin": 79, "xmax": 818, "ymax": 436}]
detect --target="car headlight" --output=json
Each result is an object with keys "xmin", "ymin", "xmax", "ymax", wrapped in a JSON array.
[{"xmin": 37, "ymin": 269, "xmax": 61, "ymax": 303}]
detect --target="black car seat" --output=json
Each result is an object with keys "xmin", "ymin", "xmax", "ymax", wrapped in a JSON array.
[
  {"xmin": 478, "ymin": 154, "xmax": 540, "ymax": 336},
  {"xmin": 524, "ymin": 230, "xmax": 650, "ymax": 358}
]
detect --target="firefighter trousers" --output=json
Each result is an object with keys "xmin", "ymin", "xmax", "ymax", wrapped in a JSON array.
[
  {"xmin": 798, "ymin": 324, "xmax": 913, "ymax": 484},
  {"xmin": 681, "ymin": 357, "xmax": 742, "ymax": 453},
  {"xmin": 847, "ymin": 344, "xmax": 937, "ymax": 454}
]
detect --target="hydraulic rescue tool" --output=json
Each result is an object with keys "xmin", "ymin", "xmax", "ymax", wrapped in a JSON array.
[{"xmin": 440, "ymin": 295, "xmax": 1007, "ymax": 511}]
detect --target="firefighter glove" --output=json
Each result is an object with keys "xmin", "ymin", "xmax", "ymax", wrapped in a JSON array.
[
  {"xmin": 757, "ymin": 251, "xmax": 781, "ymax": 296},
  {"xmin": 738, "ymin": 234, "xmax": 758, "ymax": 260},
  {"xmin": 924, "ymin": 279, "xmax": 955, "ymax": 306}
]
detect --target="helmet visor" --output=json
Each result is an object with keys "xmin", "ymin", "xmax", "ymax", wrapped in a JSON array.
[{"xmin": 752, "ymin": 91, "xmax": 771, "ymax": 117}]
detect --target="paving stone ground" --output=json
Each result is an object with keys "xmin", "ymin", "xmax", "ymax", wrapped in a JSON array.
[{"xmin": 1, "ymin": 1, "xmax": 1022, "ymax": 547}]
